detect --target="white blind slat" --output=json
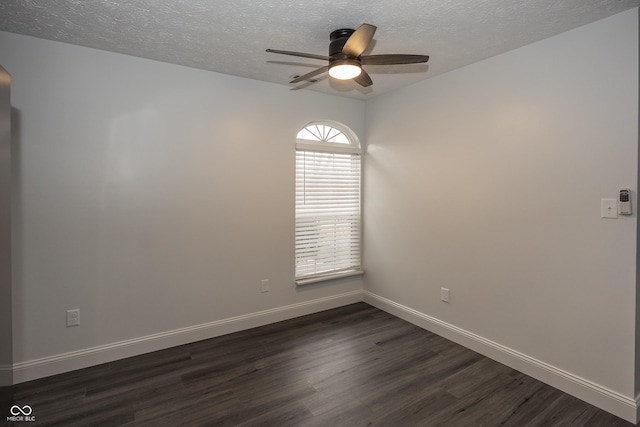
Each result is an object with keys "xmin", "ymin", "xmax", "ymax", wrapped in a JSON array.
[{"xmin": 295, "ymin": 149, "xmax": 361, "ymax": 280}]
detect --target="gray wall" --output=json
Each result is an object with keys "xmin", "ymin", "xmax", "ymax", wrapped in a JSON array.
[
  {"xmin": 0, "ymin": 31, "xmax": 365, "ymax": 377},
  {"xmin": 364, "ymin": 7, "xmax": 638, "ymax": 404}
]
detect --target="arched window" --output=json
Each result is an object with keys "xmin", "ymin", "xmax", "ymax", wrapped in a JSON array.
[
  {"xmin": 295, "ymin": 121, "xmax": 363, "ymax": 285},
  {"xmin": 297, "ymin": 123, "xmax": 350, "ymax": 144},
  {"xmin": 296, "ymin": 121, "xmax": 360, "ymax": 154}
]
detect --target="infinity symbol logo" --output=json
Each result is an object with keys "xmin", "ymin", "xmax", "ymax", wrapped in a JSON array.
[{"xmin": 10, "ymin": 405, "xmax": 32, "ymax": 416}]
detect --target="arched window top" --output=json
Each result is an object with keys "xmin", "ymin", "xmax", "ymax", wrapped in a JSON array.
[
  {"xmin": 296, "ymin": 121, "xmax": 360, "ymax": 154},
  {"xmin": 297, "ymin": 124, "xmax": 349, "ymax": 144}
]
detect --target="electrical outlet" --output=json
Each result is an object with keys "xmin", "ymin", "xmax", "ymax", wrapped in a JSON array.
[
  {"xmin": 66, "ymin": 309, "xmax": 80, "ymax": 327},
  {"xmin": 260, "ymin": 279, "xmax": 269, "ymax": 293},
  {"xmin": 441, "ymin": 288, "xmax": 450, "ymax": 303}
]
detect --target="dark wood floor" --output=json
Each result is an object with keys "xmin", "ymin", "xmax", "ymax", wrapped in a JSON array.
[{"xmin": 6, "ymin": 303, "xmax": 634, "ymax": 426}]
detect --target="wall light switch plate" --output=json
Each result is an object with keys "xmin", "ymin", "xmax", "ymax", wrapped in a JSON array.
[
  {"xmin": 601, "ymin": 199, "xmax": 618, "ymax": 219},
  {"xmin": 441, "ymin": 288, "xmax": 450, "ymax": 303}
]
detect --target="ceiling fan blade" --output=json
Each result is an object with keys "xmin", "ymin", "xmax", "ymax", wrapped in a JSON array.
[
  {"xmin": 290, "ymin": 66, "xmax": 330, "ymax": 83},
  {"xmin": 342, "ymin": 24, "xmax": 377, "ymax": 57},
  {"xmin": 266, "ymin": 49, "xmax": 331, "ymax": 61},
  {"xmin": 353, "ymin": 69, "xmax": 373, "ymax": 87},
  {"xmin": 361, "ymin": 54, "xmax": 430, "ymax": 65}
]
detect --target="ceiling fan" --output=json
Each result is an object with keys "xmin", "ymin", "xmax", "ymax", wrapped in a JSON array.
[{"xmin": 266, "ymin": 23, "xmax": 429, "ymax": 87}]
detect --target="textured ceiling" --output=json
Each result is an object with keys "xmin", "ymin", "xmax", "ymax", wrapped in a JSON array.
[{"xmin": 0, "ymin": 0, "xmax": 638, "ymax": 99}]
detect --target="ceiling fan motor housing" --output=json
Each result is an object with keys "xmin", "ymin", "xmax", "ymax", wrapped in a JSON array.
[{"xmin": 329, "ymin": 29, "xmax": 356, "ymax": 60}]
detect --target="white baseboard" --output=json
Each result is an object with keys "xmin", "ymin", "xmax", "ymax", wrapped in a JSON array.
[
  {"xmin": 363, "ymin": 291, "xmax": 639, "ymax": 424},
  {"xmin": 12, "ymin": 290, "xmax": 363, "ymax": 384}
]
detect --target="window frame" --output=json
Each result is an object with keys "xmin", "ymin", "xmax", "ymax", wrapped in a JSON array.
[{"xmin": 295, "ymin": 121, "xmax": 364, "ymax": 285}]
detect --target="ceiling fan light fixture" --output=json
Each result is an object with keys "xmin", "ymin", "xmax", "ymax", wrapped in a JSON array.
[{"xmin": 328, "ymin": 60, "xmax": 362, "ymax": 80}]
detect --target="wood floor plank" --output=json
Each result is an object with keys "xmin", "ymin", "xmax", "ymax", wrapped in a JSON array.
[{"xmin": 7, "ymin": 302, "xmax": 634, "ymax": 426}]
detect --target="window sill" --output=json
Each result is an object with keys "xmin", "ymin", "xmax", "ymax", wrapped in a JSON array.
[{"xmin": 295, "ymin": 269, "xmax": 364, "ymax": 286}]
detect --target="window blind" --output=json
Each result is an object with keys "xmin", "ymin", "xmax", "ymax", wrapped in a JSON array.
[{"xmin": 295, "ymin": 150, "xmax": 361, "ymax": 280}]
